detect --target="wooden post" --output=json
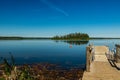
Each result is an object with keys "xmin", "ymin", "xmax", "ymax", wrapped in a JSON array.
[{"xmin": 86, "ymin": 46, "xmax": 90, "ymax": 72}]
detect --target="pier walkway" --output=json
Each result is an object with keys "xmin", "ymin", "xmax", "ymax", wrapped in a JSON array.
[{"xmin": 82, "ymin": 46, "xmax": 120, "ymax": 80}]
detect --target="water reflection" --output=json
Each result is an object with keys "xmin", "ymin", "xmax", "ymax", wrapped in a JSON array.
[
  {"xmin": 54, "ymin": 40, "xmax": 89, "ymax": 45},
  {"xmin": 63, "ymin": 41, "xmax": 89, "ymax": 45}
]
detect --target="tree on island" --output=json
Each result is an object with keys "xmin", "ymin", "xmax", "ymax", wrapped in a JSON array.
[{"xmin": 52, "ymin": 32, "xmax": 89, "ymax": 40}]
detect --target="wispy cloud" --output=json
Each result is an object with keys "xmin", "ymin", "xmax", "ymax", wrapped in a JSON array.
[{"xmin": 40, "ymin": 0, "xmax": 69, "ymax": 16}]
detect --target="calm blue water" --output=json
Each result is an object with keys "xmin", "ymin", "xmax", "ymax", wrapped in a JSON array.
[{"xmin": 0, "ymin": 39, "xmax": 120, "ymax": 69}]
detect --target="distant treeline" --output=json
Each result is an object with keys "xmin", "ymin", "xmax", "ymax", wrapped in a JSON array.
[
  {"xmin": 90, "ymin": 37, "xmax": 120, "ymax": 39},
  {"xmin": 0, "ymin": 37, "xmax": 23, "ymax": 40},
  {"xmin": 0, "ymin": 36, "xmax": 50, "ymax": 40},
  {"xmin": 0, "ymin": 36, "xmax": 119, "ymax": 40},
  {"xmin": 52, "ymin": 33, "xmax": 89, "ymax": 40}
]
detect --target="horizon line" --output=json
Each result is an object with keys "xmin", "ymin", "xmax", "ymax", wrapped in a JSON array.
[{"xmin": 0, "ymin": 36, "xmax": 120, "ymax": 39}]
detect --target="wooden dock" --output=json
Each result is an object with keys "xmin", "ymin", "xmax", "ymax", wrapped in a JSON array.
[{"xmin": 82, "ymin": 45, "xmax": 120, "ymax": 80}]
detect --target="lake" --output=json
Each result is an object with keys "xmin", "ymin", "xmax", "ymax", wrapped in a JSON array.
[{"xmin": 0, "ymin": 39, "xmax": 120, "ymax": 69}]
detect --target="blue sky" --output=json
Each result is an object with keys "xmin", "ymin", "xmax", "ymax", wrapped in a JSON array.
[{"xmin": 0, "ymin": 0, "xmax": 120, "ymax": 37}]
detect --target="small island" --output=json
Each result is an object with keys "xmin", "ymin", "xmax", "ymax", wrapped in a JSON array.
[{"xmin": 52, "ymin": 32, "xmax": 89, "ymax": 41}]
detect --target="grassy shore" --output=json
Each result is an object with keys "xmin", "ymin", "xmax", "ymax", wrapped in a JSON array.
[{"xmin": 0, "ymin": 63, "xmax": 84, "ymax": 80}]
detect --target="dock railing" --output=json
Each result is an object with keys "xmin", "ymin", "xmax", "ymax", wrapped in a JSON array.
[
  {"xmin": 107, "ymin": 50, "xmax": 114, "ymax": 61},
  {"xmin": 115, "ymin": 44, "xmax": 120, "ymax": 63},
  {"xmin": 86, "ymin": 44, "xmax": 95, "ymax": 72}
]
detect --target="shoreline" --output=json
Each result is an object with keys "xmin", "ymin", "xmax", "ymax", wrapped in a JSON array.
[{"xmin": 0, "ymin": 63, "xmax": 84, "ymax": 80}]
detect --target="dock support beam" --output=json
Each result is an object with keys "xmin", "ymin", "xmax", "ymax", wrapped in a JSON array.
[
  {"xmin": 86, "ymin": 45, "xmax": 93, "ymax": 72},
  {"xmin": 86, "ymin": 46, "xmax": 90, "ymax": 72}
]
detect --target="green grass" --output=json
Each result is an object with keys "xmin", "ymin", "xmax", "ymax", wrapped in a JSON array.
[{"xmin": 0, "ymin": 78, "xmax": 5, "ymax": 80}]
